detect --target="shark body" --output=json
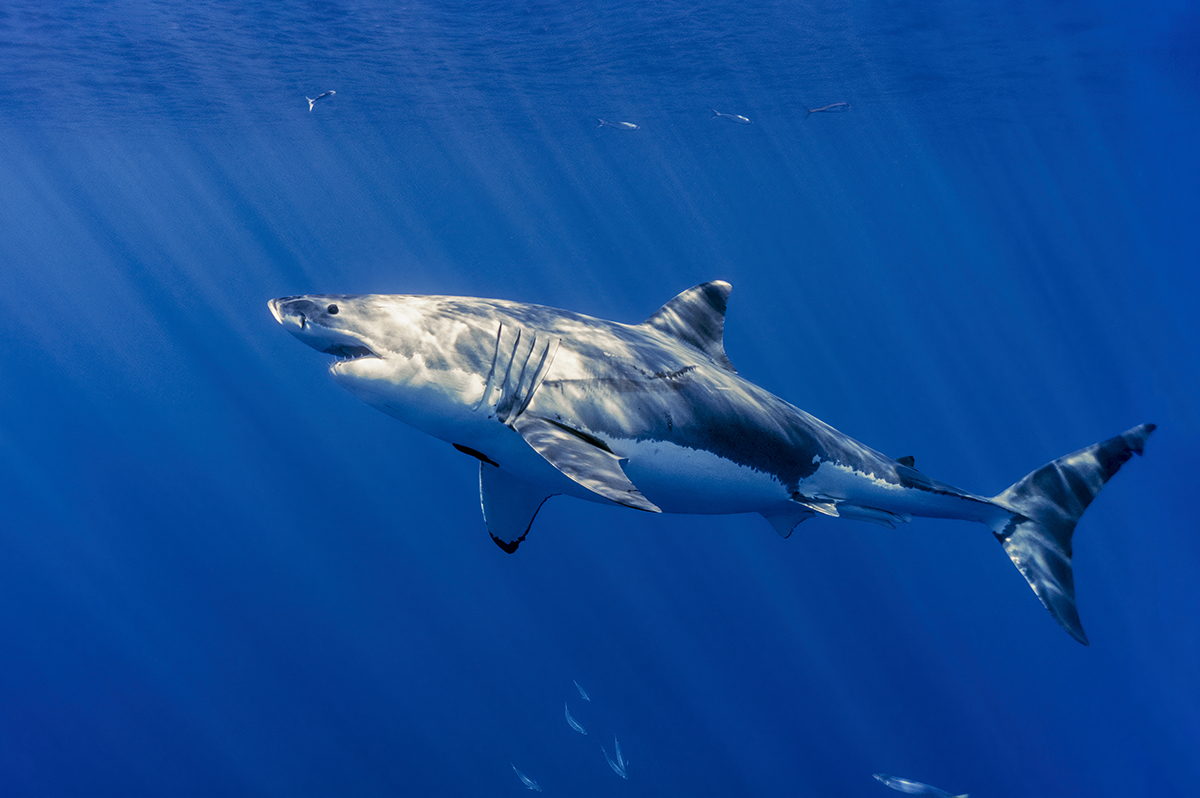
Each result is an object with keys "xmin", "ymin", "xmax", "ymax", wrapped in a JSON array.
[{"xmin": 269, "ymin": 281, "xmax": 1153, "ymax": 644}]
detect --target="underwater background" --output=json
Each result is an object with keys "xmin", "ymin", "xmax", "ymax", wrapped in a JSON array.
[{"xmin": 2, "ymin": 1, "xmax": 1197, "ymax": 795}]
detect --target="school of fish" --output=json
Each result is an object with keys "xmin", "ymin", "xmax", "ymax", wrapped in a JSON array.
[{"xmin": 304, "ymin": 88, "xmax": 851, "ymax": 130}]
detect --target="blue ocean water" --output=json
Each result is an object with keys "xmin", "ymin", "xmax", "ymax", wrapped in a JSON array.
[{"xmin": 2, "ymin": 1, "xmax": 1197, "ymax": 795}]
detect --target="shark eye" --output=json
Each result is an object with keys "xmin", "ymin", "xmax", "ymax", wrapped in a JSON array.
[{"xmin": 327, "ymin": 304, "xmax": 339, "ymax": 315}]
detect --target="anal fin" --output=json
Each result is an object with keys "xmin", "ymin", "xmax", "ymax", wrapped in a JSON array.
[
  {"xmin": 513, "ymin": 416, "xmax": 661, "ymax": 513},
  {"xmin": 479, "ymin": 464, "xmax": 557, "ymax": 553}
]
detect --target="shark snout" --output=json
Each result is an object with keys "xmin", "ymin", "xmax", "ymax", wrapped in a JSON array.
[
  {"xmin": 269, "ymin": 296, "xmax": 323, "ymax": 330},
  {"xmin": 269, "ymin": 295, "xmax": 379, "ymax": 363},
  {"xmin": 268, "ymin": 297, "xmax": 287, "ymax": 325}
]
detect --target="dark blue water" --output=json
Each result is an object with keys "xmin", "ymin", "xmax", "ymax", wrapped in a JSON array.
[{"xmin": 2, "ymin": 1, "xmax": 1197, "ymax": 795}]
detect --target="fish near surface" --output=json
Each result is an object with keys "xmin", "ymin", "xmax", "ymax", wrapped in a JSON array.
[
  {"xmin": 602, "ymin": 736, "xmax": 628, "ymax": 779},
  {"xmin": 712, "ymin": 109, "xmax": 752, "ymax": 124},
  {"xmin": 564, "ymin": 702, "xmax": 586, "ymax": 735},
  {"xmin": 874, "ymin": 773, "xmax": 967, "ymax": 797},
  {"xmin": 307, "ymin": 90, "xmax": 335, "ymax": 111},
  {"xmin": 807, "ymin": 102, "xmax": 850, "ymax": 115},
  {"xmin": 597, "ymin": 118, "xmax": 639, "ymax": 130},
  {"xmin": 511, "ymin": 764, "xmax": 541, "ymax": 791},
  {"xmin": 269, "ymin": 281, "xmax": 1154, "ymax": 644}
]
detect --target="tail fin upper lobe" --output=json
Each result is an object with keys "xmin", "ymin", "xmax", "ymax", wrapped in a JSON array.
[{"xmin": 991, "ymin": 423, "xmax": 1155, "ymax": 644}]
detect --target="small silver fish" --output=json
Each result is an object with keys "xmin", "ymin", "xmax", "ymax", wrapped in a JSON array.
[
  {"xmin": 806, "ymin": 102, "xmax": 850, "ymax": 116},
  {"xmin": 564, "ymin": 702, "xmax": 587, "ymax": 735},
  {"xmin": 712, "ymin": 109, "xmax": 752, "ymax": 124},
  {"xmin": 573, "ymin": 680, "xmax": 591, "ymax": 701},
  {"xmin": 307, "ymin": 90, "xmax": 335, "ymax": 112},
  {"xmin": 873, "ymin": 773, "xmax": 967, "ymax": 798},
  {"xmin": 597, "ymin": 119, "xmax": 639, "ymax": 130},
  {"xmin": 602, "ymin": 735, "xmax": 629, "ymax": 779},
  {"xmin": 512, "ymin": 764, "xmax": 543, "ymax": 792}
]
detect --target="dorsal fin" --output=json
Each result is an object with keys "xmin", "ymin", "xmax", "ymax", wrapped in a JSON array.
[
  {"xmin": 642, "ymin": 281, "xmax": 736, "ymax": 372},
  {"xmin": 896, "ymin": 455, "xmax": 916, "ymax": 468}
]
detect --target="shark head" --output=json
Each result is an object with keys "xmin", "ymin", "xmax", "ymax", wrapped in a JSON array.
[
  {"xmin": 268, "ymin": 293, "xmax": 499, "ymax": 437},
  {"xmin": 269, "ymin": 295, "xmax": 381, "ymax": 364}
]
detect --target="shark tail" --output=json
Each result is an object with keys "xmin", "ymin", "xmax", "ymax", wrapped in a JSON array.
[{"xmin": 990, "ymin": 423, "xmax": 1154, "ymax": 645}]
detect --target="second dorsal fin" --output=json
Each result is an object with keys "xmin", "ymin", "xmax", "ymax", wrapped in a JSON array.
[{"xmin": 641, "ymin": 281, "xmax": 737, "ymax": 372}]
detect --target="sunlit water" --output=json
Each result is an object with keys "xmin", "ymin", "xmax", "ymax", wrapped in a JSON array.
[{"xmin": 2, "ymin": 1, "xmax": 1197, "ymax": 795}]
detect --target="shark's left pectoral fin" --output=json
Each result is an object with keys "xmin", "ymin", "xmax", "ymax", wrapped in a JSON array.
[
  {"xmin": 480, "ymin": 464, "xmax": 557, "ymax": 553},
  {"xmin": 513, "ymin": 416, "xmax": 662, "ymax": 513}
]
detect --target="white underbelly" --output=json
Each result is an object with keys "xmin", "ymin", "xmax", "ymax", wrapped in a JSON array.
[
  {"xmin": 614, "ymin": 437, "xmax": 791, "ymax": 514},
  {"xmin": 457, "ymin": 426, "xmax": 793, "ymax": 515}
]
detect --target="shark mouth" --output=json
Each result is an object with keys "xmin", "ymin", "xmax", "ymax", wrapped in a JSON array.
[{"xmin": 323, "ymin": 343, "xmax": 377, "ymax": 361}]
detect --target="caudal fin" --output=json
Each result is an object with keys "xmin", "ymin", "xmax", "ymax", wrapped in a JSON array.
[{"xmin": 991, "ymin": 423, "xmax": 1155, "ymax": 644}]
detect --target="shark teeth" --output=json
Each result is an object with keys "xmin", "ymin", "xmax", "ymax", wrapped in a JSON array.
[{"xmin": 322, "ymin": 343, "xmax": 376, "ymax": 361}]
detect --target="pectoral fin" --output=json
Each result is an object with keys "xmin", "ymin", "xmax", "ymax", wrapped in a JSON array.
[
  {"xmin": 513, "ymin": 416, "xmax": 661, "ymax": 513},
  {"xmin": 479, "ymin": 463, "xmax": 557, "ymax": 553}
]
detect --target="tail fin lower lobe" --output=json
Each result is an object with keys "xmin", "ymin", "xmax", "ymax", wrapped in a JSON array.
[{"xmin": 990, "ymin": 423, "xmax": 1155, "ymax": 644}]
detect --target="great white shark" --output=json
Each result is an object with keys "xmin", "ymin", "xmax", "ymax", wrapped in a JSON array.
[{"xmin": 269, "ymin": 281, "xmax": 1154, "ymax": 644}]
